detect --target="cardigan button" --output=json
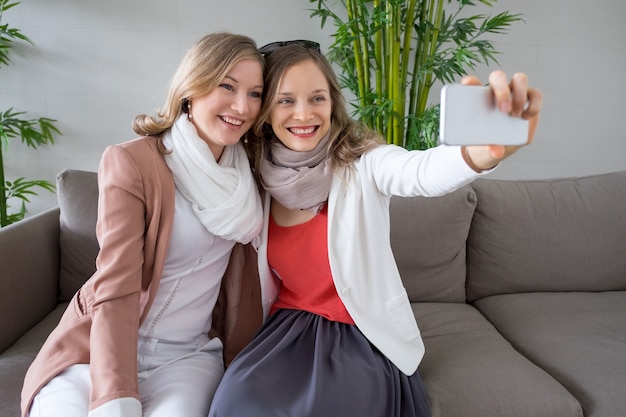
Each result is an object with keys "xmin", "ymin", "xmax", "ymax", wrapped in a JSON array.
[{"xmin": 341, "ymin": 287, "xmax": 351, "ymax": 295}]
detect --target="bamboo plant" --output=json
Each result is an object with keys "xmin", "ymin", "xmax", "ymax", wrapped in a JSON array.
[
  {"xmin": 309, "ymin": 0, "xmax": 522, "ymax": 150},
  {"xmin": 0, "ymin": 0, "xmax": 60, "ymax": 227}
]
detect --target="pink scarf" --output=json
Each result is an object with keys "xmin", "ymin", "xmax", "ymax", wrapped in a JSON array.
[{"xmin": 259, "ymin": 132, "xmax": 333, "ymax": 213}]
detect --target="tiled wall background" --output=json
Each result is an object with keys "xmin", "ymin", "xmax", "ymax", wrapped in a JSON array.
[{"xmin": 1, "ymin": 0, "xmax": 625, "ymax": 215}]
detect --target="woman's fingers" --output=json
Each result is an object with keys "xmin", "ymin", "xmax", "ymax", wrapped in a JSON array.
[
  {"xmin": 523, "ymin": 87, "xmax": 543, "ymax": 119},
  {"xmin": 487, "ymin": 70, "xmax": 512, "ymax": 113},
  {"xmin": 509, "ymin": 73, "xmax": 529, "ymax": 117},
  {"xmin": 460, "ymin": 75, "xmax": 482, "ymax": 86}
]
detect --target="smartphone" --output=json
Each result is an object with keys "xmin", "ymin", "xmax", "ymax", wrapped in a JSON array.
[{"xmin": 439, "ymin": 84, "xmax": 528, "ymax": 146}]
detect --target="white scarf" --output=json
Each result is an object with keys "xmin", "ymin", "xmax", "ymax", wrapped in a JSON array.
[{"xmin": 163, "ymin": 116, "xmax": 263, "ymax": 244}]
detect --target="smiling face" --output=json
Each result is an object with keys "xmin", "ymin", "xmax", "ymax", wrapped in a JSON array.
[
  {"xmin": 268, "ymin": 59, "xmax": 332, "ymax": 152},
  {"xmin": 189, "ymin": 59, "xmax": 263, "ymax": 160}
]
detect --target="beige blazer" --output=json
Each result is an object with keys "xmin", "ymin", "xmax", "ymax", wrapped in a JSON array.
[{"xmin": 21, "ymin": 136, "xmax": 262, "ymax": 416}]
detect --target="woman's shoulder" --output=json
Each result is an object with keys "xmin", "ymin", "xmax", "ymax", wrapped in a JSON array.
[
  {"xmin": 100, "ymin": 135, "xmax": 170, "ymax": 181},
  {"xmin": 104, "ymin": 135, "xmax": 164, "ymax": 164},
  {"xmin": 114, "ymin": 135, "xmax": 161, "ymax": 153}
]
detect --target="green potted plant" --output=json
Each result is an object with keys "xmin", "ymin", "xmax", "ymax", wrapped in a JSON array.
[
  {"xmin": 308, "ymin": 0, "xmax": 522, "ymax": 150},
  {"xmin": 0, "ymin": 0, "xmax": 61, "ymax": 227}
]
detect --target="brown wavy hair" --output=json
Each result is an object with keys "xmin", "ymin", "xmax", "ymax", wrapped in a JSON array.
[{"xmin": 246, "ymin": 43, "xmax": 382, "ymax": 180}]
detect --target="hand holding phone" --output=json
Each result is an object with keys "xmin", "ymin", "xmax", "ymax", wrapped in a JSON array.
[{"xmin": 439, "ymin": 84, "xmax": 529, "ymax": 146}]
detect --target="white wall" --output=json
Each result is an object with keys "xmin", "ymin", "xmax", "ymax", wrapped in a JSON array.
[{"xmin": 1, "ymin": 0, "xmax": 625, "ymax": 215}]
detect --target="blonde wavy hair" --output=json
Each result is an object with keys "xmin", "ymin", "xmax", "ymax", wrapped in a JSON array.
[{"xmin": 132, "ymin": 32, "xmax": 263, "ymax": 149}]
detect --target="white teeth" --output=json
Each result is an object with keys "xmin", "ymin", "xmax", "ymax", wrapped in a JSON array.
[
  {"xmin": 290, "ymin": 127, "xmax": 315, "ymax": 134},
  {"xmin": 222, "ymin": 116, "xmax": 243, "ymax": 126}
]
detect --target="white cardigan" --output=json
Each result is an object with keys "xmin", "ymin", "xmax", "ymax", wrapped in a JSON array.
[{"xmin": 256, "ymin": 144, "xmax": 487, "ymax": 375}]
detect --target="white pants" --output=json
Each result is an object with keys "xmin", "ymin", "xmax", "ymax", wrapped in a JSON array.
[{"xmin": 28, "ymin": 337, "xmax": 224, "ymax": 417}]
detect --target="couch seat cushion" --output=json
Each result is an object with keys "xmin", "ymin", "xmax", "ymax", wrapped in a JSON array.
[
  {"xmin": 0, "ymin": 304, "xmax": 66, "ymax": 417},
  {"xmin": 414, "ymin": 302, "xmax": 583, "ymax": 417},
  {"xmin": 474, "ymin": 291, "xmax": 626, "ymax": 417}
]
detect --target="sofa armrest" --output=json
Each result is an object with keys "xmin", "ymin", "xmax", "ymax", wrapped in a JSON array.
[{"xmin": 0, "ymin": 207, "xmax": 61, "ymax": 353}]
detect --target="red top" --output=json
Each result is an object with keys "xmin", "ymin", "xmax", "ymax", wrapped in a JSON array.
[{"xmin": 268, "ymin": 204, "xmax": 355, "ymax": 325}]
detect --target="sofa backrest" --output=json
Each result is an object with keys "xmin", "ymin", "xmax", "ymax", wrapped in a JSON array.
[
  {"xmin": 390, "ymin": 185, "xmax": 477, "ymax": 303},
  {"xmin": 0, "ymin": 207, "xmax": 60, "ymax": 352},
  {"xmin": 57, "ymin": 169, "xmax": 100, "ymax": 302},
  {"xmin": 56, "ymin": 167, "xmax": 478, "ymax": 305},
  {"xmin": 466, "ymin": 171, "xmax": 626, "ymax": 302},
  {"xmin": 54, "ymin": 168, "xmax": 626, "ymax": 306}
]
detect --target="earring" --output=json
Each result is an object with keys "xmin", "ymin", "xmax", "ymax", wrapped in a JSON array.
[{"xmin": 182, "ymin": 98, "xmax": 192, "ymax": 121}]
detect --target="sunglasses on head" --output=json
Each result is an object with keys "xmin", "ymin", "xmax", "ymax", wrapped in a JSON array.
[{"xmin": 258, "ymin": 40, "xmax": 321, "ymax": 58}]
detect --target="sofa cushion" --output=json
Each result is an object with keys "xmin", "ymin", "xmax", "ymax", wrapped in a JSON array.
[
  {"xmin": 474, "ymin": 291, "xmax": 626, "ymax": 417},
  {"xmin": 390, "ymin": 185, "xmax": 476, "ymax": 303},
  {"xmin": 0, "ymin": 208, "xmax": 60, "ymax": 353},
  {"xmin": 0, "ymin": 304, "xmax": 66, "ymax": 417},
  {"xmin": 413, "ymin": 302, "xmax": 582, "ymax": 417},
  {"xmin": 467, "ymin": 171, "xmax": 626, "ymax": 301},
  {"xmin": 57, "ymin": 169, "xmax": 99, "ymax": 302}
]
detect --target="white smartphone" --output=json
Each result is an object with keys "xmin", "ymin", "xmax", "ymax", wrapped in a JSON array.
[{"xmin": 439, "ymin": 84, "xmax": 528, "ymax": 146}]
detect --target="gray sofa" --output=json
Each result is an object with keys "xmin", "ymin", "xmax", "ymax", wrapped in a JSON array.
[{"xmin": 1, "ymin": 168, "xmax": 625, "ymax": 417}]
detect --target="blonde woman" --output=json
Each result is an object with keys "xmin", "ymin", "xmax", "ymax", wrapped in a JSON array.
[{"xmin": 22, "ymin": 32, "xmax": 265, "ymax": 417}]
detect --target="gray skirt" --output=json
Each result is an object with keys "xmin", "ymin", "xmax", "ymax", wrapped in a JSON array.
[{"xmin": 208, "ymin": 309, "xmax": 431, "ymax": 417}]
